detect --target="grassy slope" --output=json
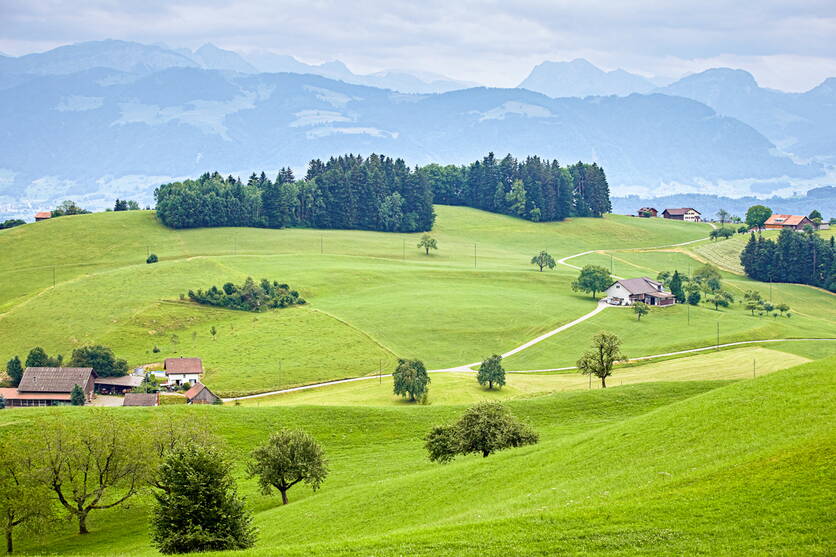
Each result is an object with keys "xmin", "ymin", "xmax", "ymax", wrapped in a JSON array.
[
  {"xmin": 0, "ymin": 208, "xmax": 712, "ymax": 395},
  {"xmin": 6, "ymin": 357, "xmax": 833, "ymax": 555},
  {"xmin": 237, "ymin": 346, "xmax": 808, "ymax": 406}
]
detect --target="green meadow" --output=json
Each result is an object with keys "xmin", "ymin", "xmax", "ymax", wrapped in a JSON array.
[
  {"xmin": 0, "ymin": 207, "xmax": 721, "ymax": 395},
  {"xmin": 1, "ymin": 356, "xmax": 832, "ymax": 555}
]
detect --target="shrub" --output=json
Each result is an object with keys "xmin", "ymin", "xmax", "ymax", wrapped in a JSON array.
[
  {"xmin": 147, "ymin": 253, "xmax": 158, "ymax": 264},
  {"xmin": 185, "ymin": 277, "xmax": 304, "ymax": 312}
]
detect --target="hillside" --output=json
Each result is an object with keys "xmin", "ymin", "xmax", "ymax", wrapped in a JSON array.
[
  {"xmin": 0, "ymin": 207, "xmax": 717, "ymax": 396},
  {"xmin": 3, "ymin": 357, "xmax": 833, "ymax": 555}
]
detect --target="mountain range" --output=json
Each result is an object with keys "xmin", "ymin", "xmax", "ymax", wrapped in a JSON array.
[{"xmin": 0, "ymin": 40, "xmax": 833, "ymax": 219}]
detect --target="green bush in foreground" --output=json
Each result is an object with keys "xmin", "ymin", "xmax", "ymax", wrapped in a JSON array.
[
  {"xmin": 152, "ymin": 443, "xmax": 256, "ymax": 554},
  {"xmin": 426, "ymin": 402, "xmax": 539, "ymax": 462}
]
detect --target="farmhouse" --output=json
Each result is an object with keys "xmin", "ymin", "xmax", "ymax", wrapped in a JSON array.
[
  {"xmin": 763, "ymin": 214, "xmax": 815, "ymax": 230},
  {"xmin": 184, "ymin": 382, "xmax": 220, "ymax": 405},
  {"xmin": 662, "ymin": 208, "xmax": 701, "ymax": 222},
  {"xmin": 94, "ymin": 374, "xmax": 143, "ymax": 395},
  {"xmin": 123, "ymin": 392, "xmax": 159, "ymax": 407},
  {"xmin": 638, "ymin": 207, "xmax": 658, "ymax": 217},
  {"xmin": 0, "ymin": 367, "xmax": 96, "ymax": 407},
  {"xmin": 605, "ymin": 277, "xmax": 676, "ymax": 307},
  {"xmin": 34, "ymin": 211, "xmax": 51, "ymax": 222},
  {"xmin": 164, "ymin": 357, "xmax": 203, "ymax": 386}
]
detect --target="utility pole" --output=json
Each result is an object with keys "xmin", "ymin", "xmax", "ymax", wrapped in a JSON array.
[
  {"xmin": 379, "ymin": 360, "xmax": 382, "ymax": 384},
  {"xmin": 588, "ymin": 373, "xmax": 591, "ymax": 389},
  {"xmin": 687, "ymin": 301, "xmax": 690, "ymax": 325},
  {"xmin": 320, "ymin": 235, "xmax": 323, "ymax": 255},
  {"xmin": 716, "ymin": 322, "xmax": 720, "ymax": 350},
  {"xmin": 610, "ymin": 254, "xmax": 613, "ymax": 274},
  {"xmin": 402, "ymin": 239, "xmax": 405, "ymax": 260},
  {"xmin": 52, "ymin": 267, "xmax": 55, "ymax": 288},
  {"xmin": 753, "ymin": 358, "xmax": 756, "ymax": 378},
  {"xmin": 474, "ymin": 243, "xmax": 477, "ymax": 269}
]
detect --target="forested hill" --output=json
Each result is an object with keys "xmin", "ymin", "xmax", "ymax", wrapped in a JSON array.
[{"xmin": 154, "ymin": 153, "xmax": 610, "ymax": 231}]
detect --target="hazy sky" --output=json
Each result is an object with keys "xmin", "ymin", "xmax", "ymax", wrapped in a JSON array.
[{"xmin": 2, "ymin": 0, "xmax": 835, "ymax": 91}]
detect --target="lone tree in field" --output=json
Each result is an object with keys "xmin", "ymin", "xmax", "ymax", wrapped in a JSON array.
[
  {"xmin": 4, "ymin": 356, "xmax": 23, "ymax": 387},
  {"xmin": 393, "ymin": 358, "xmax": 430, "ymax": 402},
  {"xmin": 632, "ymin": 301, "xmax": 650, "ymax": 321},
  {"xmin": 247, "ymin": 429, "xmax": 329, "ymax": 505},
  {"xmin": 38, "ymin": 413, "xmax": 150, "ymax": 534},
  {"xmin": 705, "ymin": 289, "xmax": 734, "ymax": 311},
  {"xmin": 477, "ymin": 354, "xmax": 506, "ymax": 390},
  {"xmin": 0, "ymin": 442, "xmax": 53, "ymax": 554},
  {"xmin": 571, "ymin": 265, "xmax": 612, "ymax": 299},
  {"xmin": 425, "ymin": 402, "xmax": 538, "ymax": 463},
  {"xmin": 152, "ymin": 443, "xmax": 256, "ymax": 554},
  {"xmin": 576, "ymin": 331, "xmax": 626, "ymax": 388},
  {"xmin": 530, "ymin": 250, "xmax": 556, "ymax": 272},
  {"xmin": 417, "ymin": 234, "xmax": 438, "ymax": 255}
]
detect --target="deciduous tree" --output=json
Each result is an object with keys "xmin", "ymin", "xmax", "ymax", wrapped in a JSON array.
[
  {"xmin": 417, "ymin": 234, "xmax": 438, "ymax": 255},
  {"xmin": 247, "ymin": 429, "xmax": 329, "ymax": 505},
  {"xmin": 632, "ymin": 301, "xmax": 650, "ymax": 321},
  {"xmin": 477, "ymin": 354, "xmax": 505, "ymax": 390},
  {"xmin": 745, "ymin": 205, "xmax": 772, "ymax": 230},
  {"xmin": 571, "ymin": 265, "xmax": 612, "ymax": 299},
  {"xmin": 576, "ymin": 331, "xmax": 625, "ymax": 388},
  {"xmin": 0, "ymin": 442, "xmax": 53, "ymax": 554},
  {"xmin": 530, "ymin": 250, "xmax": 556, "ymax": 272},
  {"xmin": 393, "ymin": 359, "xmax": 430, "ymax": 402},
  {"xmin": 68, "ymin": 345, "xmax": 128, "ymax": 377}
]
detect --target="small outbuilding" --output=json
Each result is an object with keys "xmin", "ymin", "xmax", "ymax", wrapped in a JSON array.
[
  {"xmin": 123, "ymin": 392, "xmax": 159, "ymax": 407},
  {"xmin": 184, "ymin": 382, "xmax": 220, "ymax": 405},
  {"xmin": 605, "ymin": 277, "xmax": 676, "ymax": 307},
  {"xmin": 95, "ymin": 374, "xmax": 144, "ymax": 395},
  {"xmin": 638, "ymin": 207, "xmax": 658, "ymax": 218},
  {"xmin": 34, "ymin": 211, "xmax": 51, "ymax": 222}
]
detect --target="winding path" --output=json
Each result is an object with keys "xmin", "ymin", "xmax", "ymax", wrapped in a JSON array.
[{"xmin": 225, "ymin": 223, "xmax": 829, "ymax": 403}]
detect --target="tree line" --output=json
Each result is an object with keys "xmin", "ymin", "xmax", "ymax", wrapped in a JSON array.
[
  {"xmin": 740, "ymin": 230, "xmax": 836, "ymax": 291},
  {"xmin": 155, "ymin": 154, "xmax": 434, "ymax": 233},
  {"xmin": 419, "ymin": 154, "xmax": 611, "ymax": 221}
]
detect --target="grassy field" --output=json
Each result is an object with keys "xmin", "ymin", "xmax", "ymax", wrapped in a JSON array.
[
  {"xmin": 236, "ymin": 346, "xmax": 809, "ymax": 406},
  {"xmin": 1, "ymin": 357, "xmax": 832, "ymax": 555},
  {"xmin": 0, "ymin": 208, "xmax": 716, "ymax": 395}
]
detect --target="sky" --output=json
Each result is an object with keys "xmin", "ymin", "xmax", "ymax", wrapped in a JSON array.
[{"xmin": 1, "ymin": 0, "xmax": 835, "ymax": 91}]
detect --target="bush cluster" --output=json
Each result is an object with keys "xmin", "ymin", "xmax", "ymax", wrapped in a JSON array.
[{"xmin": 187, "ymin": 277, "xmax": 305, "ymax": 312}]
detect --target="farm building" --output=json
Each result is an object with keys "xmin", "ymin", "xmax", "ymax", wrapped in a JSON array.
[
  {"xmin": 763, "ymin": 214, "xmax": 815, "ymax": 230},
  {"xmin": 184, "ymin": 382, "xmax": 220, "ymax": 405},
  {"xmin": 34, "ymin": 211, "xmax": 51, "ymax": 222},
  {"xmin": 662, "ymin": 208, "xmax": 701, "ymax": 222},
  {"xmin": 0, "ymin": 367, "xmax": 96, "ymax": 407},
  {"xmin": 123, "ymin": 392, "xmax": 159, "ymax": 406},
  {"xmin": 605, "ymin": 277, "xmax": 676, "ymax": 307},
  {"xmin": 638, "ymin": 207, "xmax": 658, "ymax": 217},
  {"xmin": 164, "ymin": 357, "xmax": 203, "ymax": 386},
  {"xmin": 94, "ymin": 374, "xmax": 143, "ymax": 395}
]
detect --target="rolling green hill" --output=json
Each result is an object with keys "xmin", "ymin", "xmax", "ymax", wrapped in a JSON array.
[
  {"xmin": 0, "ymin": 207, "xmax": 720, "ymax": 396},
  {"xmin": 2, "ymin": 357, "xmax": 833, "ymax": 555}
]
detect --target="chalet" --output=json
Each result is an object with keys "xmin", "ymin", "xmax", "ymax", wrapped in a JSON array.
[
  {"xmin": 164, "ymin": 357, "xmax": 203, "ymax": 386},
  {"xmin": 94, "ymin": 374, "xmax": 144, "ymax": 395},
  {"xmin": 662, "ymin": 208, "xmax": 701, "ymax": 222},
  {"xmin": 605, "ymin": 277, "xmax": 675, "ymax": 307},
  {"xmin": 123, "ymin": 392, "xmax": 159, "ymax": 407},
  {"xmin": 763, "ymin": 214, "xmax": 815, "ymax": 230},
  {"xmin": 638, "ymin": 207, "xmax": 658, "ymax": 218},
  {"xmin": 0, "ymin": 367, "xmax": 96, "ymax": 407},
  {"xmin": 184, "ymin": 382, "xmax": 220, "ymax": 405},
  {"xmin": 34, "ymin": 211, "xmax": 51, "ymax": 222}
]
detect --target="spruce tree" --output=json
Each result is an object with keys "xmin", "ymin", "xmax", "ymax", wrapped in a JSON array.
[
  {"xmin": 669, "ymin": 270, "xmax": 685, "ymax": 303},
  {"xmin": 5, "ymin": 356, "xmax": 23, "ymax": 387},
  {"xmin": 151, "ymin": 443, "xmax": 256, "ymax": 554}
]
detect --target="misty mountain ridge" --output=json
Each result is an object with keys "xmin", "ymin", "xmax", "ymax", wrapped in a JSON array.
[{"xmin": 518, "ymin": 58, "xmax": 658, "ymax": 97}]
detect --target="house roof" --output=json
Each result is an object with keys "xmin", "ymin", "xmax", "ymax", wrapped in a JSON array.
[
  {"xmin": 184, "ymin": 382, "xmax": 217, "ymax": 401},
  {"xmin": 34, "ymin": 211, "xmax": 51, "ymax": 219},
  {"xmin": 123, "ymin": 393, "xmax": 158, "ymax": 406},
  {"xmin": 0, "ymin": 387, "xmax": 71, "ymax": 401},
  {"xmin": 764, "ymin": 214, "xmax": 810, "ymax": 226},
  {"xmin": 18, "ymin": 367, "xmax": 95, "ymax": 393},
  {"xmin": 639, "ymin": 207, "xmax": 657, "ymax": 212},
  {"xmin": 164, "ymin": 357, "xmax": 203, "ymax": 375},
  {"xmin": 663, "ymin": 208, "xmax": 700, "ymax": 215},
  {"xmin": 94, "ymin": 375, "xmax": 144, "ymax": 387},
  {"xmin": 612, "ymin": 277, "xmax": 666, "ymax": 296}
]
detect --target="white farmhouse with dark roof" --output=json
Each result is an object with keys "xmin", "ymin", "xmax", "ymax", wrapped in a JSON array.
[
  {"xmin": 163, "ymin": 357, "xmax": 203, "ymax": 386},
  {"xmin": 604, "ymin": 277, "xmax": 676, "ymax": 307}
]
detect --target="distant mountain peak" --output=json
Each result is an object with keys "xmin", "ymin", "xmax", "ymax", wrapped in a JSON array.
[{"xmin": 519, "ymin": 58, "xmax": 655, "ymax": 98}]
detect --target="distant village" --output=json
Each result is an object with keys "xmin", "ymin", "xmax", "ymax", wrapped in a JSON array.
[{"xmin": 635, "ymin": 206, "xmax": 829, "ymax": 230}]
